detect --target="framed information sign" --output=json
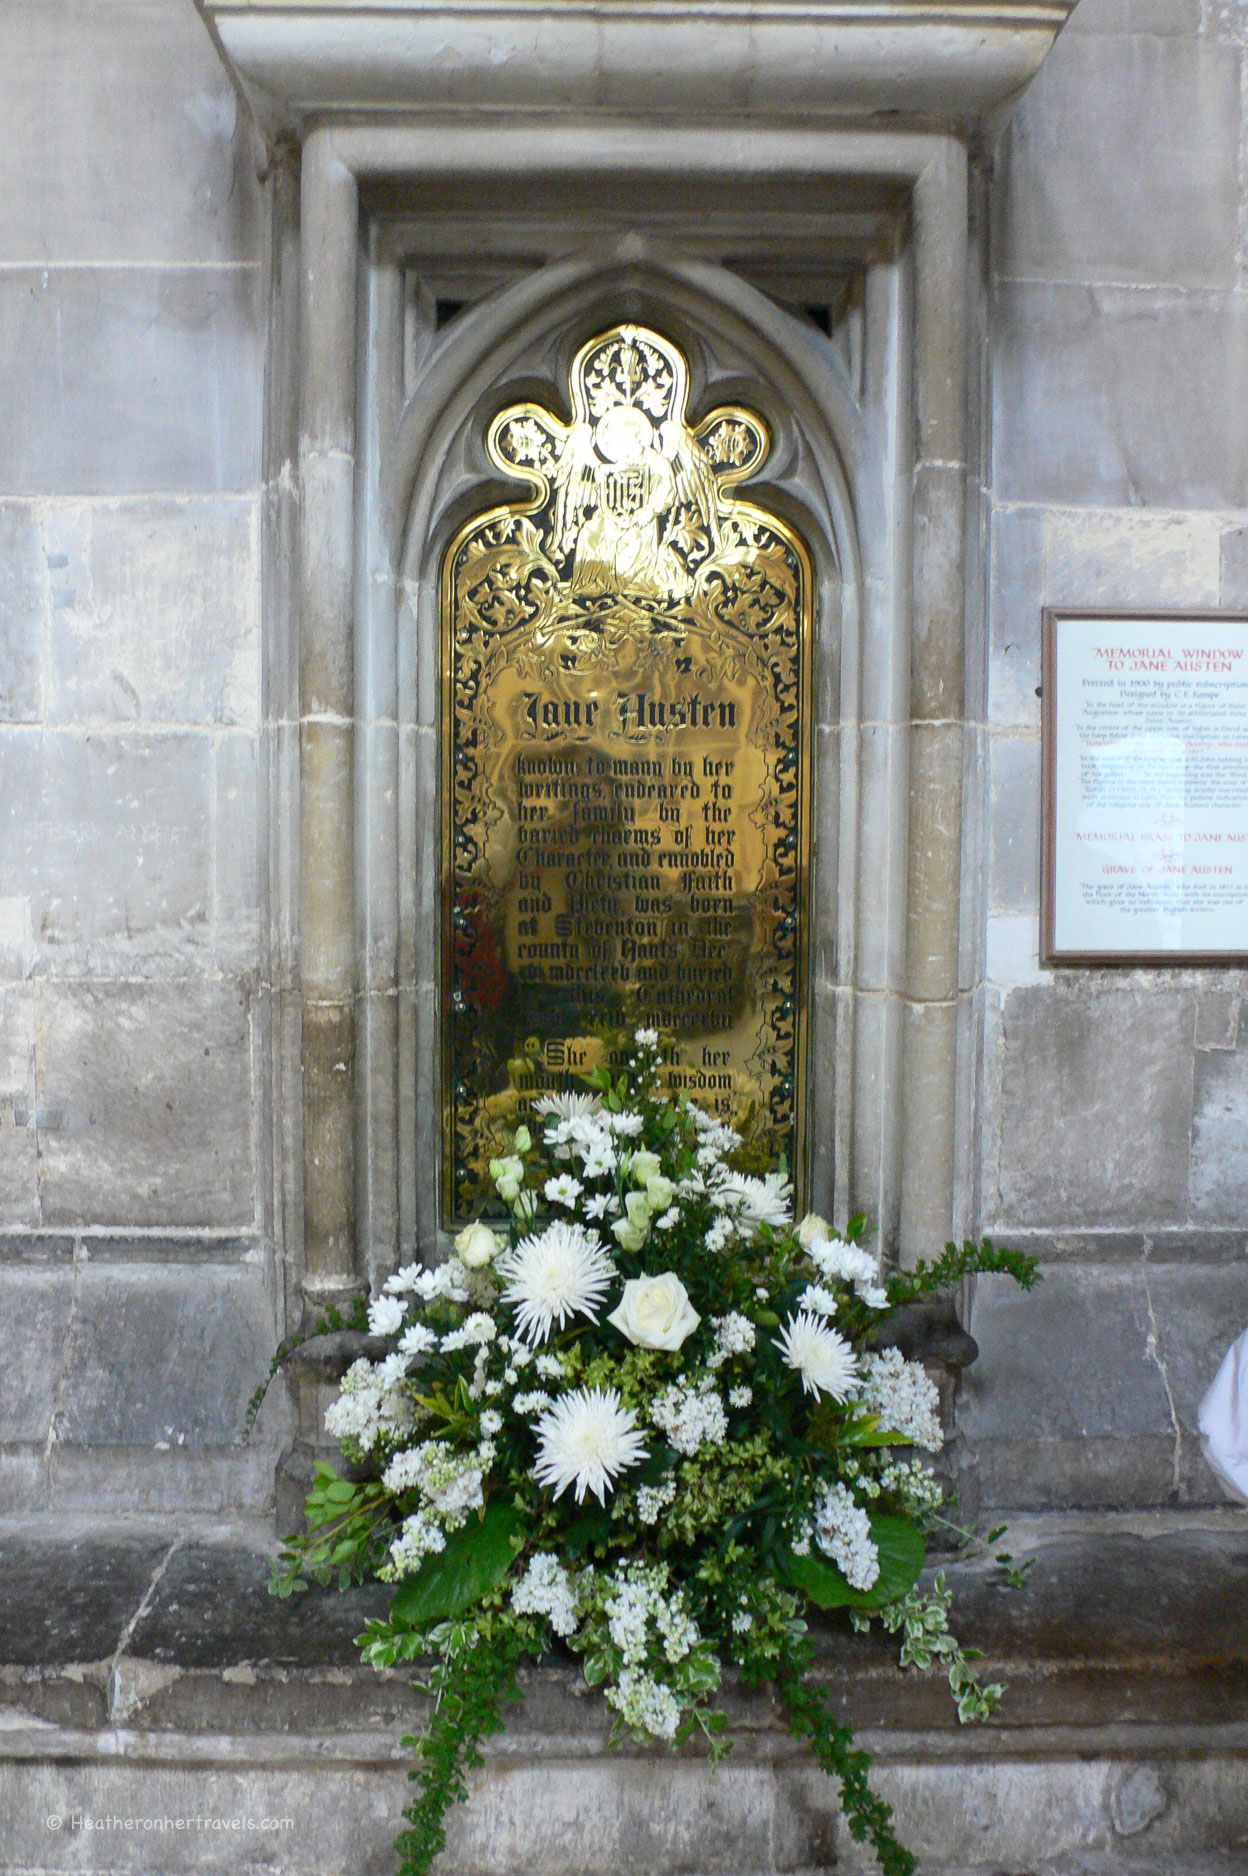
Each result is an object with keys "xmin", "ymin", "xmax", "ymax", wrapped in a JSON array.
[{"xmin": 1041, "ymin": 610, "xmax": 1248, "ymax": 965}]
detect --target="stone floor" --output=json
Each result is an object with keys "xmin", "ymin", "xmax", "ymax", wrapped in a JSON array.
[{"xmin": 0, "ymin": 1511, "xmax": 1244, "ymax": 1875}]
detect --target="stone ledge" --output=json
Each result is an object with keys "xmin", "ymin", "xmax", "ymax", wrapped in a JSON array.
[
  {"xmin": 0, "ymin": 1513, "xmax": 1243, "ymax": 1740},
  {"xmin": 200, "ymin": 0, "xmax": 1079, "ymax": 139},
  {"xmin": 0, "ymin": 1514, "xmax": 1244, "ymax": 1876}
]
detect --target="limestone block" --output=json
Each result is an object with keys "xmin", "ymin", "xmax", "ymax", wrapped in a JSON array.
[
  {"xmin": 984, "ymin": 912, "xmax": 1045, "ymax": 988},
  {"xmin": 998, "ymin": 34, "xmax": 1239, "ymax": 286},
  {"xmin": 1046, "ymin": 507, "xmax": 1222, "ymax": 612},
  {"xmin": 995, "ymin": 984, "xmax": 1196, "ymax": 1226},
  {"xmin": 0, "ymin": 1528, "xmax": 175, "ymax": 1670},
  {"xmin": 1190, "ymin": 1040, "xmax": 1248, "ymax": 1222},
  {"xmin": 0, "ymin": 503, "xmax": 43, "ymax": 722},
  {"xmin": 0, "ymin": 1264, "xmax": 74, "ymax": 1443},
  {"xmin": 0, "ymin": 1759, "xmax": 403, "ymax": 1875},
  {"xmin": 0, "ymin": 266, "xmax": 262, "ymax": 496},
  {"xmin": 0, "ymin": 0, "xmax": 261, "ymax": 266},
  {"xmin": 988, "ymin": 733, "xmax": 1041, "ymax": 914},
  {"xmin": 54, "ymin": 1259, "xmax": 274, "ymax": 1448},
  {"xmin": 441, "ymin": 1758, "xmax": 837, "ymax": 1876},
  {"xmin": 987, "ymin": 504, "xmax": 1044, "ymax": 730},
  {"xmin": 0, "ymin": 731, "xmax": 213, "ymax": 971},
  {"xmin": 37, "ymin": 979, "xmax": 254, "ymax": 1229},
  {"xmin": 47, "ymin": 1441, "xmax": 283, "ymax": 1517},
  {"xmin": 1143, "ymin": 1260, "xmax": 1248, "ymax": 1463},
  {"xmin": 960, "ymin": 1266, "xmax": 1178, "ymax": 1506},
  {"xmin": 991, "ymin": 281, "xmax": 1248, "ymax": 508},
  {"xmin": 0, "ymin": 982, "xmax": 38, "ymax": 1225},
  {"xmin": 214, "ymin": 731, "xmax": 262, "ymax": 968},
  {"xmin": 1219, "ymin": 522, "xmax": 1248, "ymax": 608},
  {"xmin": 44, "ymin": 498, "xmax": 260, "ymax": 727},
  {"xmin": 1067, "ymin": 0, "xmax": 1201, "ymax": 29}
]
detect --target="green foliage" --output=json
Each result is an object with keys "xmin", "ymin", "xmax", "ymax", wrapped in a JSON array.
[
  {"xmin": 780, "ymin": 1514, "xmax": 925, "ymax": 1611},
  {"xmin": 864, "ymin": 1574, "xmax": 1004, "ymax": 1724},
  {"xmin": 269, "ymin": 1463, "xmax": 389, "ymax": 1597},
  {"xmin": 394, "ymin": 1623, "xmax": 527, "ymax": 1876},
  {"xmin": 885, "ymin": 1237, "xmax": 1040, "ymax": 1309},
  {"xmin": 776, "ymin": 1638, "xmax": 917, "ymax": 1876},
  {"xmin": 241, "ymin": 1294, "xmax": 370, "ymax": 1444},
  {"xmin": 269, "ymin": 1030, "xmax": 1035, "ymax": 1876},
  {"xmin": 389, "ymin": 1504, "xmax": 524, "ymax": 1629}
]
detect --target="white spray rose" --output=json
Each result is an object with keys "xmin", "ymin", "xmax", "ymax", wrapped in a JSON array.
[
  {"xmin": 608, "ymin": 1273, "xmax": 700, "ymax": 1351},
  {"xmin": 645, "ymin": 1174, "xmax": 676, "ymax": 1213},
  {"xmin": 628, "ymin": 1151, "xmax": 662, "ymax": 1187},
  {"xmin": 490, "ymin": 1154, "xmax": 525, "ymax": 1202},
  {"xmin": 454, "ymin": 1222, "xmax": 501, "ymax": 1269},
  {"xmin": 797, "ymin": 1212, "xmax": 831, "ymax": 1249},
  {"xmin": 612, "ymin": 1190, "xmax": 653, "ymax": 1253}
]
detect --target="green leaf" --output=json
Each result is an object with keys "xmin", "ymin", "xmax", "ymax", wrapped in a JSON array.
[
  {"xmin": 388, "ymin": 1504, "xmax": 523, "ymax": 1628},
  {"xmin": 781, "ymin": 1515, "xmax": 925, "ymax": 1611}
]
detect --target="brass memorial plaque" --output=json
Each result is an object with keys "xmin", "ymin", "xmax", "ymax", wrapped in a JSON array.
[{"xmin": 442, "ymin": 325, "xmax": 814, "ymax": 1220}]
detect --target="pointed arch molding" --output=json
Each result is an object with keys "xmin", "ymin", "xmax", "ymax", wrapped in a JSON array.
[{"xmin": 212, "ymin": 0, "xmax": 1075, "ymax": 1334}]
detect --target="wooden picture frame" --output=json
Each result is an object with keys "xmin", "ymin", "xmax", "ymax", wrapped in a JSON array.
[{"xmin": 1040, "ymin": 609, "xmax": 1248, "ymax": 966}]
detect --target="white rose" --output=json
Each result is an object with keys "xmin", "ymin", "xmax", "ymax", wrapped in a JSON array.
[
  {"xmin": 454, "ymin": 1222, "xmax": 501, "ymax": 1269},
  {"xmin": 797, "ymin": 1212, "xmax": 830, "ymax": 1249},
  {"xmin": 608, "ymin": 1273, "xmax": 700, "ymax": 1351}
]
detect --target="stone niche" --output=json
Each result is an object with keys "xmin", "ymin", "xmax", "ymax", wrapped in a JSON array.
[{"xmin": 198, "ymin": 1, "xmax": 1077, "ymax": 1490}]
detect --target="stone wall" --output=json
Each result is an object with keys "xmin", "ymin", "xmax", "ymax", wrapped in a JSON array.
[
  {"xmin": 0, "ymin": 0, "xmax": 289, "ymax": 1513},
  {"xmin": 965, "ymin": 0, "xmax": 1248, "ymax": 1506},
  {"xmin": 0, "ymin": 0, "xmax": 1244, "ymax": 1522}
]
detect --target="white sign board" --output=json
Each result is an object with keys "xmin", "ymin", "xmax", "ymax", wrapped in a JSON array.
[{"xmin": 1042, "ymin": 613, "xmax": 1248, "ymax": 963}]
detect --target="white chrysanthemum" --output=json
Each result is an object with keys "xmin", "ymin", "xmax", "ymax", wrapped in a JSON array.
[
  {"xmin": 534, "ymin": 1091, "xmax": 603, "ymax": 1122},
  {"xmin": 368, "ymin": 1294, "xmax": 406, "ymax": 1336},
  {"xmin": 776, "ymin": 1311, "xmax": 859, "ymax": 1401},
  {"xmin": 496, "ymin": 1222, "xmax": 616, "ymax": 1344},
  {"xmin": 533, "ymin": 1386, "xmax": 648, "ymax": 1504},
  {"xmin": 710, "ymin": 1169, "xmax": 793, "ymax": 1232}
]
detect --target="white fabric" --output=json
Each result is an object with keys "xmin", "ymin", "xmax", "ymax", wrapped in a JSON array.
[{"xmin": 1197, "ymin": 1326, "xmax": 1248, "ymax": 1502}]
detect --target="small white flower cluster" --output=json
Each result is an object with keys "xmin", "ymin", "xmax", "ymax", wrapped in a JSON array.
[
  {"xmin": 599, "ymin": 1562, "xmax": 706, "ymax": 1742},
  {"xmin": 634, "ymin": 1476, "xmax": 678, "ymax": 1525},
  {"xmin": 382, "ymin": 1438, "xmax": 486, "ymax": 1526},
  {"xmin": 651, "ymin": 1379, "xmax": 728, "ymax": 1456},
  {"xmin": 811, "ymin": 1481, "xmax": 880, "ymax": 1591},
  {"xmin": 712, "ymin": 1312, "xmax": 756, "ymax": 1358},
  {"xmin": 859, "ymin": 1348, "xmax": 943, "ymax": 1452},
  {"xmin": 324, "ymin": 1357, "xmax": 413, "ymax": 1453},
  {"xmin": 878, "ymin": 1457, "xmax": 944, "ymax": 1517},
  {"xmin": 510, "ymin": 1552, "xmax": 580, "ymax": 1637},
  {"xmin": 604, "ymin": 1562, "xmax": 701, "ymax": 1666},
  {"xmin": 607, "ymin": 1665, "xmax": 683, "ymax": 1741}
]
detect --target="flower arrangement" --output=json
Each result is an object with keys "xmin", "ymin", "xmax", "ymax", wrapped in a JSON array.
[{"xmin": 273, "ymin": 1030, "xmax": 1037, "ymax": 1876}]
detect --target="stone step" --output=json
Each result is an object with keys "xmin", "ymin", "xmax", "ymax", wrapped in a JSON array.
[{"xmin": 0, "ymin": 1512, "xmax": 1242, "ymax": 1875}]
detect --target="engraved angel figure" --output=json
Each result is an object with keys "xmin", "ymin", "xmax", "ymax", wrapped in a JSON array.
[{"xmin": 547, "ymin": 402, "xmax": 720, "ymax": 602}]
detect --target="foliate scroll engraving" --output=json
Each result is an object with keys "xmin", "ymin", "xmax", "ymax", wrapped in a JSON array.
[{"xmin": 442, "ymin": 325, "xmax": 814, "ymax": 1221}]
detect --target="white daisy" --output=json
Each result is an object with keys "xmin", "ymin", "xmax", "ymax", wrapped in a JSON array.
[
  {"xmin": 544, "ymin": 1174, "xmax": 584, "ymax": 1209},
  {"xmin": 775, "ymin": 1311, "xmax": 859, "ymax": 1401},
  {"xmin": 532, "ymin": 1386, "xmax": 648, "ymax": 1504},
  {"xmin": 496, "ymin": 1222, "xmax": 616, "ymax": 1344}
]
